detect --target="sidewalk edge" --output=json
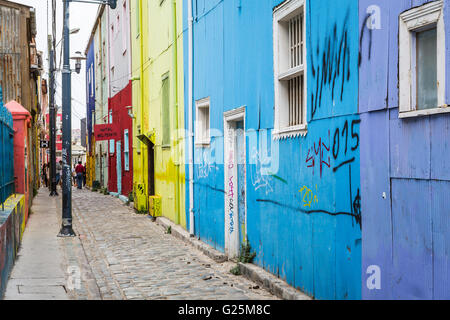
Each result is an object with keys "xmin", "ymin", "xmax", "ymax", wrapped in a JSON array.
[
  {"xmin": 155, "ymin": 217, "xmax": 227, "ymax": 263},
  {"xmin": 155, "ymin": 216, "xmax": 312, "ymax": 301}
]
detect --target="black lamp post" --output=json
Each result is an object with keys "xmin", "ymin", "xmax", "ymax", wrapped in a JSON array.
[{"xmin": 57, "ymin": 0, "xmax": 117, "ymax": 237}]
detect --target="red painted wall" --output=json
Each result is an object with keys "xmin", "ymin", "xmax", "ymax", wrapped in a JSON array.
[
  {"xmin": 107, "ymin": 81, "xmax": 133, "ymax": 197},
  {"xmin": 6, "ymin": 101, "xmax": 31, "ymax": 222}
]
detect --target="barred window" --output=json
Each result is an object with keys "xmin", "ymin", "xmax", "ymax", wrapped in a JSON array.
[{"xmin": 273, "ymin": 0, "xmax": 307, "ymax": 138}]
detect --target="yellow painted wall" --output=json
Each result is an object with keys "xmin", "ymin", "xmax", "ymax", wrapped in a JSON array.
[
  {"xmin": 87, "ymin": 137, "xmax": 95, "ymax": 187},
  {"xmin": 131, "ymin": 0, "xmax": 185, "ymax": 227},
  {"xmin": 131, "ymin": 0, "xmax": 149, "ymax": 213}
]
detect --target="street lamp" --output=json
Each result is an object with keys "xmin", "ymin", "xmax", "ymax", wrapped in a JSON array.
[
  {"xmin": 55, "ymin": 28, "xmax": 80, "ymax": 48},
  {"xmin": 70, "ymin": 51, "xmax": 86, "ymax": 74},
  {"xmin": 57, "ymin": 0, "xmax": 117, "ymax": 238}
]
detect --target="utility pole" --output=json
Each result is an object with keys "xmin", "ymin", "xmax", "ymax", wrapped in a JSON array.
[
  {"xmin": 49, "ymin": 0, "xmax": 57, "ymax": 197},
  {"xmin": 57, "ymin": 0, "xmax": 117, "ymax": 238},
  {"xmin": 58, "ymin": 0, "xmax": 75, "ymax": 237}
]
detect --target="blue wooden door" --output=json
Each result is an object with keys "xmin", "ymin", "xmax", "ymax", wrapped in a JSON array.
[{"xmin": 116, "ymin": 141, "xmax": 122, "ymax": 195}]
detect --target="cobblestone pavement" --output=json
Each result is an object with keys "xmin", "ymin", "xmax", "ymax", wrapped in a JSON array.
[{"xmin": 67, "ymin": 188, "xmax": 277, "ymax": 300}]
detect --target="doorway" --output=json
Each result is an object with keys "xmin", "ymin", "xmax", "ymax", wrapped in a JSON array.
[
  {"xmin": 148, "ymin": 141, "xmax": 155, "ymax": 196},
  {"xmin": 224, "ymin": 107, "xmax": 246, "ymax": 259}
]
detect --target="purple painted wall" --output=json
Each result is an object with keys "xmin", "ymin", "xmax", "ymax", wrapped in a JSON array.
[{"xmin": 360, "ymin": 0, "xmax": 450, "ymax": 299}]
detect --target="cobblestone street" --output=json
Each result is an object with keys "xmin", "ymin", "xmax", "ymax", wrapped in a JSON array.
[{"xmin": 58, "ymin": 188, "xmax": 277, "ymax": 300}]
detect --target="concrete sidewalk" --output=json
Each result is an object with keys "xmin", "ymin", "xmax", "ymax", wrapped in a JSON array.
[{"xmin": 3, "ymin": 188, "xmax": 69, "ymax": 300}]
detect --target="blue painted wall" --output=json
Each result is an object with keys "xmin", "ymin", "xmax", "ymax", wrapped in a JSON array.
[
  {"xmin": 360, "ymin": 0, "xmax": 450, "ymax": 299},
  {"xmin": 184, "ymin": 0, "xmax": 361, "ymax": 300},
  {"xmin": 0, "ymin": 87, "xmax": 14, "ymax": 205},
  {"xmin": 86, "ymin": 42, "xmax": 95, "ymax": 152}
]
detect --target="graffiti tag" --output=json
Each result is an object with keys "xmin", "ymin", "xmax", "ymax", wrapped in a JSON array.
[{"xmin": 305, "ymin": 131, "xmax": 331, "ymax": 178}]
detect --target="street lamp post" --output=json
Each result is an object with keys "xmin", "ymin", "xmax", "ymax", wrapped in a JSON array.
[
  {"xmin": 49, "ymin": 35, "xmax": 58, "ymax": 197},
  {"xmin": 50, "ymin": 28, "xmax": 79, "ymax": 198},
  {"xmin": 57, "ymin": 0, "xmax": 116, "ymax": 237},
  {"xmin": 58, "ymin": 0, "xmax": 75, "ymax": 237}
]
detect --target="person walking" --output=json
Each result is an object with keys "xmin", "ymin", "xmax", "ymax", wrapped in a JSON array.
[
  {"xmin": 75, "ymin": 161, "xmax": 85, "ymax": 190},
  {"xmin": 42, "ymin": 163, "xmax": 48, "ymax": 187},
  {"xmin": 72, "ymin": 165, "xmax": 77, "ymax": 186},
  {"xmin": 56, "ymin": 160, "xmax": 62, "ymax": 187}
]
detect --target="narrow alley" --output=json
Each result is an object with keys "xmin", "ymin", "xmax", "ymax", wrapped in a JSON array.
[
  {"xmin": 1, "ymin": 0, "xmax": 450, "ymax": 304},
  {"xmin": 4, "ymin": 187, "xmax": 281, "ymax": 300}
]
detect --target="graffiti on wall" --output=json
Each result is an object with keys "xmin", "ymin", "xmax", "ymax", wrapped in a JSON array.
[
  {"xmin": 332, "ymin": 119, "xmax": 361, "ymax": 172},
  {"xmin": 359, "ymin": 5, "xmax": 381, "ymax": 66},
  {"xmin": 250, "ymin": 147, "xmax": 274, "ymax": 195},
  {"xmin": 309, "ymin": 9, "xmax": 352, "ymax": 120},
  {"xmin": 305, "ymin": 131, "xmax": 331, "ymax": 178},
  {"xmin": 285, "ymin": 118, "xmax": 362, "ymax": 227},
  {"xmin": 299, "ymin": 185, "xmax": 319, "ymax": 208},
  {"xmin": 226, "ymin": 128, "xmax": 235, "ymax": 236},
  {"xmin": 198, "ymin": 151, "xmax": 219, "ymax": 179}
]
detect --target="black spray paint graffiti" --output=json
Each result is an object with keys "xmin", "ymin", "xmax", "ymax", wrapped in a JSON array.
[
  {"xmin": 297, "ymin": 119, "xmax": 362, "ymax": 228},
  {"xmin": 358, "ymin": 13, "xmax": 373, "ymax": 67},
  {"xmin": 310, "ymin": 9, "xmax": 352, "ymax": 120},
  {"xmin": 259, "ymin": 162, "xmax": 362, "ymax": 228},
  {"xmin": 332, "ymin": 119, "xmax": 361, "ymax": 173},
  {"xmin": 257, "ymin": 194, "xmax": 361, "ymax": 229},
  {"xmin": 359, "ymin": 5, "xmax": 382, "ymax": 67},
  {"xmin": 352, "ymin": 188, "xmax": 362, "ymax": 228},
  {"xmin": 305, "ymin": 119, "xmax": 360, "ymax": 176}
]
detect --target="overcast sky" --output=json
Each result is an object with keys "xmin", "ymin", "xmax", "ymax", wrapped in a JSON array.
[{"xmin": 14, "ymin": 0, "xmax": 99, "ymax": 129}]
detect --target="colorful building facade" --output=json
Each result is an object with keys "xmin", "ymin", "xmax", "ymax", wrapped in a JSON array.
[
  {"xmin": 183, "ymin": 0, "xmax": 361, "ymax": 300},
  {"xmin": 107, "ymin": 0, "xmax": 133, "ymax": 197},
  {"xmin": 131, "ymin": 0, "xmax": 186, "ymax": 225},
  {"xmin": 0, "ymin": 0, "xmax": 41, "ymax": 207},
  {"xmin": 82, "ymin": 0, "xmax": 450, "ymax": 300},
  {"xmin": 360, "ymin": 0, "xmax": 450, "ymax": 300},
  {"xmin": 130, "ymin": 0, "xmax": 147, "ymax": 211},
  {"xmin": 85, "ymin": 38, "xmax": 96, "ymax": 188},
  {"xmin": 94, "ymin": 5, "xmax": 110, "ymax": 188}
]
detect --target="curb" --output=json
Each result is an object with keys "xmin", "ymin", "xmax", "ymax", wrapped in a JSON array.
[
  {"xmin": 108, "ymin": 192, "xmax": 129, "ymax": 204},
  {"xmin": 238, "ymin": 262, "xmax": 312, "ymax": 300},
  {"xmin": 155, "ymin": 217, "xmax": 227, "ymax": 263},
  {"xmin": 154, "ymin": 216, "xmax": 312, "ymax": 300}
]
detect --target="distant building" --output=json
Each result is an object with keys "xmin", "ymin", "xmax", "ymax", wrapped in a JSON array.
[
  {"xmin": 106, "ymin": 0, "xmax": 133, "ymax": 197},
  {"xmin": 0, "ymin": 0, "xmax": 41, "ymax": 196},
  {"xmin": 72, "ymin": 128, "xmax": 81, "ymax": 145},
  {"xmin": 81, "ymin": 118, "xmax": 87, "ymax": 148}
]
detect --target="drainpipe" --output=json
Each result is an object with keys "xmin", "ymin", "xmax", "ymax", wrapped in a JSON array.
[
  {"xmin": 172, "ymin": 0, "xmax": 181, "ymax": 225},
  {"xmin": 188, "ymin": 0, "xmax": 194, "ymax": 235},
  {"xmin": 139, "ymin": 0, "xmax": 146, "ymax": 205}
]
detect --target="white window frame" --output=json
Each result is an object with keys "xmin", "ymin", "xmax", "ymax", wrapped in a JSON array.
[
  {"xmin": 195, "ymin": 97, "xmax": 211, "ymax": 147},
  {"xmin": 124, "ymin": 129, "xmax": 130, "ymax": 171},
  {"xmin": 273, "ymin": 0, "xmax": 307, "ymax": 139},
  {"xmin": 399, "ymin": 0, "xmax": 447, "ymax": 118},
  {"xmin": 109, "ymin": 139, "xmax": 115, "ymax": 154},
  {"xmin": 90, "ymin": 64, "xmax": 94, "ymax": 97}
]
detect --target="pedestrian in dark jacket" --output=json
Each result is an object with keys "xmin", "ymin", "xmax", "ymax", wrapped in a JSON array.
[{"xmin": 42, "ymin": 163, "xmax": 48, "ymax": 187}]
